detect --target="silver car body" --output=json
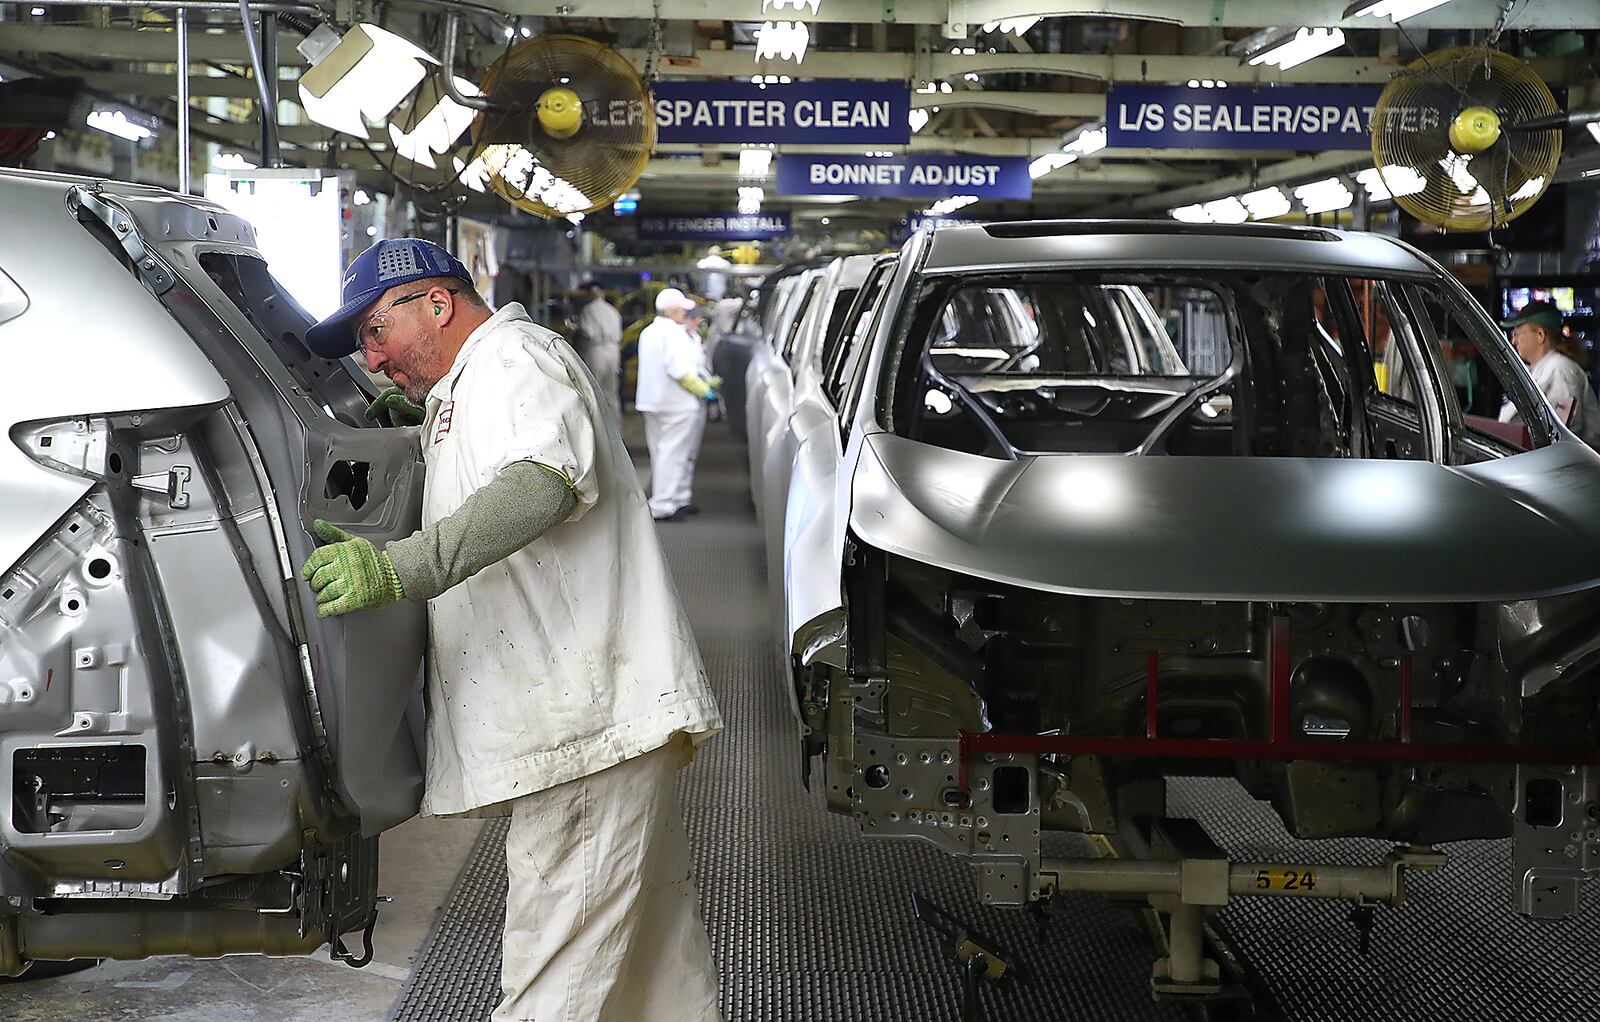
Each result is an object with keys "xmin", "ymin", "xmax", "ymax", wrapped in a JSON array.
[
  {"xmin": 772, "ymin": 220, "xmax": 1600, "ymax": 920},
  {"xmin": 744, "ymin": 267, "xmax": 824, "ymax": 521},
  {"xmin": 0, "ymin": 169, "xmax": 424, "ymax": 973}
]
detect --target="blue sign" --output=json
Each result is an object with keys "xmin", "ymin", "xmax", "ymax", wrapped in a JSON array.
[
  {"xmin": 653, "ymin": 81, "xmax": 909, "ymax": 145},
  {"xmin": 1107, "ymin": 84, "xmax": 1384, "ymax": 150},
  {"xmin": 775, "ymin": 154, "xmax": 1031, "ymax": 200},
  {"xmin": 637, "ymin": 212, "xmax": 791, "ymax": 241},
  {"xmin": 891, "ymin": 216, "xmax": 981, "ymax": 241}
]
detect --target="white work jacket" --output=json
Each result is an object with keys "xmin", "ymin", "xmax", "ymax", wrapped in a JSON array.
[
  {"xmin": 635, "ymin": 314, "xmax": 703, "ymax": 414},
  {"xmin": 415, "ymin": 303, "xmax": 722, "ymax": 816},
  {"xmin": 574, "ymin": 297, "xmax": 622, "ymax": 350}
]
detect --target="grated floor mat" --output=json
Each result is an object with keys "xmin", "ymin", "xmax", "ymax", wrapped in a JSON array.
[{"xmin": 392, "ymin": 426, "xmax": 1598, "ymax": 1022}]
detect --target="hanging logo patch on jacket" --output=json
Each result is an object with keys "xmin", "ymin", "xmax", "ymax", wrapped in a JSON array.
[{"xmin": 433, "ymin": 403, "xmax": 454, "ymax": 445}]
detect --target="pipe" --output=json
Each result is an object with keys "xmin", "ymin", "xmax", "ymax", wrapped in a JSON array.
[
  {"xmin": 176, "ymin": 7, "xmax": 190, "ymax": 192},
  {"xmin": 237, "ymin": 0, "xmax": 279, "ymax": 166},
  {"xmin": 441, "ymin": 14, "xmax": 500, "ymax": 112},
  {"xmin": 25, "ymin": 0, "xmax": 319, "ymax": 9}
]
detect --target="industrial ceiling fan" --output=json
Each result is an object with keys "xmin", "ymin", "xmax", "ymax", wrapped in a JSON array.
[
  {"xmin": 444, "ymin": 20, "xmax": 656, "ymax": 219},
  {"xmin": 1370, "ymin": 46, "xmax": 1595, "ymax": 233}
]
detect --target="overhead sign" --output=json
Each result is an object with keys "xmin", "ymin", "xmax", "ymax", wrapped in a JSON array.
[
  {"xmin": 775, "ymin": 154, "xmax": 1031, "ymax": 200},
  {"xmin": 891, "ymin": 215, "xmax": 981, "ymax": 240},
  {"xmin": 637, "ymin": 212, "xmax": 792, "ymax": 241},
  {"xmin": 1106, "ymin": 84, "xmax": 1385, "ymax": 150},
  {"xmin": 653, "ymin": 81, "xmax": 910, "ymax": 145}
]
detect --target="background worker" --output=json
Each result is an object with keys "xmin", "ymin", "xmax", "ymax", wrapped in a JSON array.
[
  {"xmin": 636, "ymin": 288, "xmax": 719, "ymax": 521},
  {"xmin": 573, "ymin": 279, "xmax": 623, "ymax": 422},
  {"xmin": 298, "ymin": 238, "xmax": 724, "ymax": 1022},
  {"xmin": 1499, "ymin": 300, "xmax": 1600, "ymax": 447}
]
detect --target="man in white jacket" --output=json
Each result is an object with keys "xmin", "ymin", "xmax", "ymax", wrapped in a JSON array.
[
  {"xmin": 573, "ymin": 281, "xmax": 623, "ymax": 423},
  {"xmin": 298, "ymin": 239, "xmax": 724, "ymax": 1022},
  {"xmin": 635, "ymin": 288, "xmax": 720, "ymax": 521}
]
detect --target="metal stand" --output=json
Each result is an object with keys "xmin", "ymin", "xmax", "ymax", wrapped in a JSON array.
[{"xmin": 911, "ymin": 891, "xmax": 1013, "ymax": 1022}]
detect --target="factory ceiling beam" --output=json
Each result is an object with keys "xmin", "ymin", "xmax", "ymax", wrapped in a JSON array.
[
  {"xmin": 0, "ymin": 23, "xmax": 310, "ymax": 65},
  {"xmin": 497, "ymin": 0, "xmax": 1598, "ymax": 30}
]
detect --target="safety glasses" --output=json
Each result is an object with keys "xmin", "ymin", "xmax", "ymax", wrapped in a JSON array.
[{"xmin": 357, "ymin": 287, "xmax": 459, "ymax": 353}]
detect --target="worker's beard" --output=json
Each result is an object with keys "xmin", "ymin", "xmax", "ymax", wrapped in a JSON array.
[{"xmin": 385, "ymin": 325, "xmax": 446, "ymax": 404}]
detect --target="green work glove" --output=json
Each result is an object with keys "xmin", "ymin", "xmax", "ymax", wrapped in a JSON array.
[
  {"xmin": 299, "ymin": 520, "xmax": 405, "ymax": 618},
  {"xmin": 679, "ymin": 374, "xmax": 713, "ymax": 399},
  {"xmin": 365, "ymin": 387, "xmax": 426, "ymax": 428},
  {"xmin": 705, "ymin": 374, "xmax": 723, "ymax": 391}
]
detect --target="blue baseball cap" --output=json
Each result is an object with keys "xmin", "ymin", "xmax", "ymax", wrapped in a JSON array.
[{"xmin": 305, "ymin": 238, "xmax": 474, "ymax": 358}]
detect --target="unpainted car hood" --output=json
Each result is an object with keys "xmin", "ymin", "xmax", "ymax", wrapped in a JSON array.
[{"xmin": 849, "ymin": 432, "xmax": 1600, "ymax": 603}]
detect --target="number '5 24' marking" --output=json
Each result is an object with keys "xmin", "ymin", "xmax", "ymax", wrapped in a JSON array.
[{"xmin": 1255, "ymin": 868, "xmax": 1317, "ymax": 891}]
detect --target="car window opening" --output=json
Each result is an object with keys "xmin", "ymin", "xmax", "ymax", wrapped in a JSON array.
[{"xmin": 894, "ymin": 272, "xmax": 1544, "ymax": 461}]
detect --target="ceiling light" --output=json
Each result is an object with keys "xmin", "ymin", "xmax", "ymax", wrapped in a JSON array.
[
  {"xmin": 566, "ymin": 212, "xmax": 585, "ymax": 225},
  {"xmin": 453, "ymin": 155, "xmax": 488, "ymax": 193},
  {"xmin": 1588, "ymin": 123, "xmax": 1600, "ymax": 146},
  {"xmin": 1357, "ymin": 165, "xmax": 1427, "ymax": 200},
  {"xmin": 1509, "ymin": 176, "xmax": 1546, "ymax": 202},
  {"xmin": 503, "ymin": 26, "xmax": 514, "ymax": 40},
  {"xmin": 1349, "ymin": 0, "xmax": 1454, "ymax": 23},
  {"xmin": 297, "ymin": 23, "xmax": 435, "ymax": 139},
  {"xmin": 1247, "ymin": 27, "xmax": 1345, "ymax": 71},
  {"xmin": 925, "ymin": 195, "xmax": 978, "ymax": 216},
  {"xmin": 520, "ymin": 25, "xmax": 532, "ymax": 37},
  {"xmin": 30, "ymin": 6, "xmax": 44, "ymax": 14},
  {"xmin": 982, "ymin": 17, "xmax": 1040, "ymax": 34},
  {"xmin": 739, "ymin": 147, "xmax": 773, "ymax": 178},
  {"xmin": 86, "ymin": 109, "xmax": 154, "ymax": 142},
  {"xmin": 754, "ymin": 21, "xmax": 809, "ymax": 63},
  {"xmin": 42, "ymin": 131, "xmax": 55, "ymax": 140},
  {"xmin": 1187, "ymin": 79, "xmax": 1201, "ymax": 88},
  {"xmin": 365, "ymin": 225, "xmax": 378, "ymax": 236},
  {"xmin": 909, "ymin": 109, "xmax": 931, "ymax": 132},
  {"xmin": 738, "ymin": 185, "xmax": 764, "ymax": 215},
  {"xmin": 820, "ymin": 216, "xmax": 830, "ymax": 225},
  {"xmin": 1240, "ymin": 186, "xmax": 1291, "ymax": 219},
  {"xmin": 1294, "ymin": 176, "xmax": 1354, "ymax": 214},
  {"xmin": 388, "ymin": 76, "xmax": 481, "ymax": 169},
  {"xmin": 1171, "ymin": 204, "xmax": 1211, "ymax": 223},
  {"xmin": 763, "ymin": 0, "xmax": 821, "ymax": 12},
  {"xmin": 964, "ymin": 73, "xmax": 980, "ymax": 83},
  {"xmin": 352, "ymin": 188, "xmax": 371, "ymax": 205},
  {"xmin": 1029, "ymin": 152, "xmax": 1077, "ymax": 179},
  {"xmin": 214, "ymin": 151, "xmax": 257, "ymax": 171},
  {"xmin": 1201, "ymin": 196, "xmax": 1249, "ymax": 224},
  {"xmin": 1063, "ymin": 124, "xmax": 1106, "ymax": 156}
]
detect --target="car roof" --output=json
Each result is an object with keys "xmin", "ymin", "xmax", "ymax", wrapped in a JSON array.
[{"xmin": 922, "ymin": 220, "xmax": 1434, "ymax": 279}]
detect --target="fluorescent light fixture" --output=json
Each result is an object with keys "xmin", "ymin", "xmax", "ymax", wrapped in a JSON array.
[
  {"xmin": 754, "ymin": 21, "xmax": 810, "ymax": 63},
  {"xmin": 964, "ymin": 72, "xmax": 981, "ymax": 83},
  {"xmin": 1438, "ymin": 153, "xmax": 1488, "ymax": 203},
  {"xmin": 925, "ymin": 195, "xmax": 978, "ymax": 216},
  {"xmin": 352, "ymin": 188, "xmax": 371, "ymax": 205},
  {"xmin": 1357, "ymin": 165, "xmax": 1426, "ymax": 200},
  {"xmin": 566, "ymin": 212, "xmax": 586, "ymax": 225},
  {"xmin": 763, "ymin": 0, "xmax": 820, "ymax": 11},
  {"xmin": 1510, "ymin": 176, "xmax": 1546, "ymax": 202},
  {"xmin": 1588, "ymin": 123, "xmax": 1600, "ymax": 146},
  {"xmin": 453, "ymin": 155, "xmax": 488, "ymax": 193},
  {"xmin": 1349, "ymin": 0, "xmax": 1454, "ymax": 23},
  {"xmin": 214, "ymin": 151, "xmax": 257, "ymax": 171},
  {"xmin": 43, "ymin": 131, "xmax": 56, "ymax": 140},
  {"xmin": 1294, "ymin": 176, "xmax": 1354, "ymax": 214},
  {"xmin": 739, "ymin": 147, "xmax": 773, "ymax": 178},
  {"xmin": 477, "ymin": 146, "xmax": 592, "ymax": 212},
  {"xmin": 738, "ymin": 186, "xmax": 764, "ymax": 214},
  {"xmin": 87, "ymin": 109, "xmax": 154, "ymax": 142},
  {"xmin": 1240, "ymin": 186, "xmax": 1291, "ymax": 219},
  {"xmin": 982, "ymin": 16, "xmax": 1040, "ymax": 34},
  {"xmin": 1029, "ymin": 152, "xmax": 1078, "ymax": 179},
  {"xmin": 366, "ymin": 225, "xmax": 378, "ymax": 236},
  {"xmin": 1247, "ymin": 27, "xmax": 1345, "ymax": 71},
  {"xmin": 909, "ymin": 109, "xmax": 931, "ymax": 132},
  {"xmin": 388, "ymin": 76, "xmax": 481, "ymax": 169},
  {"xmin": 1201, "ymin": 196, "xmax": 1249, "ymax": 224},
  {"xmin": 297, "ymin": 23, "xmax": 435, "ymax": 139},
  {"xmin": 519, "ymin": 25, "xmax": 532, "ymax": 37},
  {"xmin": 1171, "ymin": 204, "xmax": 1211, "ymax": 223},
  {"xmin": 30, "ymin": 6, "xmax": 44, "ymax": 14},
  {"xmin": 1062, "ymin": 124, "xmax": 1106, "ymax": 156},
  {"xmin": 820, "ymin": 216, "xmax": 830, "ymax": 225}
]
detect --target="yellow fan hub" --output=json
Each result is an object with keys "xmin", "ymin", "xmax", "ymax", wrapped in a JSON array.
[
  {"xmin": 537, "ymin": 87, "xmax": 583, "ymax": 139},
  {"xmin": 1449, "ymin": 106, "xmax": 1502, "ymax": 154}
]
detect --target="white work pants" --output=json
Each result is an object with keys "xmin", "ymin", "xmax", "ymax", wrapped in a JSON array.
[
  {"xmin": 578, "ymin": 342, "xmax": 621, "ymax": 425},
  {"xmin": 496, "ymin": 739, "xmax": 721, "ymax": 1022},
  {"xmin": 643, "ymin": 407, "xmax": 706, "ymax": 518}
]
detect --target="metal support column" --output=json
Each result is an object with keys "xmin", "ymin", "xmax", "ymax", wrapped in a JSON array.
[
  {"xmin": 176, "ymin": 8, "xmax": 191, "ymax": 192},
  {"xmin": 259, "ymin": 11, "xmax": 279, "ymax": 166}
]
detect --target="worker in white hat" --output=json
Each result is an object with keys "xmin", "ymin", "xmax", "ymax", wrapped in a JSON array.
[{"xmin": 635, "ymin": 287, "xmax": 721, "ymax": 521}]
